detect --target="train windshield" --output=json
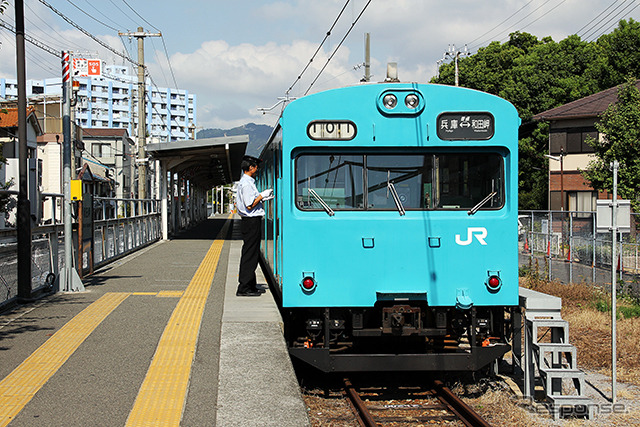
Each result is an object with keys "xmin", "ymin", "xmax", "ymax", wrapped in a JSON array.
[{"xmin": 295, "ymin": 153, "xmax": 503, "ymax": 212}]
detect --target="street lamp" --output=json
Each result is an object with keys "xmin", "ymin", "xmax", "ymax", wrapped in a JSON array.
[{"xmin": 545, "ymin": 148, "xmax": 564, "ymax": 210}]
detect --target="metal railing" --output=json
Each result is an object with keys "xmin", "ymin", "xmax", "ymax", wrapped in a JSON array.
[
  {"xmin": 518, "ymin": 210, "xmax": 640, "ymax": 294},
  {"xmin": 0, "ymin": 192, "xmax": 161, "ymax": 309}
]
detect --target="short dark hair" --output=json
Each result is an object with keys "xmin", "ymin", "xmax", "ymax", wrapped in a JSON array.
[{"xmin": 241, "ymin": 159, "xmax": 257, "ymax": 172}]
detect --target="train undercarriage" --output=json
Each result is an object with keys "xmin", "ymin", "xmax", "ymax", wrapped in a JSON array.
[{"xmin": 284, "ymin": 303, "xmax": 516, "ymax": 372}]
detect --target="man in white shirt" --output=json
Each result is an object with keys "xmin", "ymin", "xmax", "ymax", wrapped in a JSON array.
[{"xmin": 235, "ymin": 155, "xmax": 272, "ymax": 296}]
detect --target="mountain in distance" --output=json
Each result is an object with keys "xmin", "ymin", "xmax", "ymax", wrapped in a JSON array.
[{"xmin": 197, "ymin": 123, "xmax": 273, "ymax": 156}]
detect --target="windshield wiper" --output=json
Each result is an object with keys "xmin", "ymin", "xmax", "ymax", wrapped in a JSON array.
[
  {"xmin": 386, "ymin": 171, "xmax": 405, "ymax": 216},
  {"xmin": 468, "ymin": 191, "xmax": 497, "ymax": 216},
  {"xmin": 308, "ymin": 189, "xmax": 335, "ymax": 216}
]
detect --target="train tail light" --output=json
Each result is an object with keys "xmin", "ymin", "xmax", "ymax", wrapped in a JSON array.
[
  {"xmin": 301, "ymin": 274, "xmax": 316, "ymax": 292},
  {"xmin": 486, "ymin": 272, "xmax": 502, "ymax": 292}
]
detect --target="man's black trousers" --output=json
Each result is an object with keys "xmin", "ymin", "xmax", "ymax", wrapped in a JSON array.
[{"xmin": 238, "ymin": 216, "xmax": 262, "ymax": 293}]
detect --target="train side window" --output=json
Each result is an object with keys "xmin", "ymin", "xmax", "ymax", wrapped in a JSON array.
[
  {"xmin": 296, "ymin": 154, "xmax": 364, "ymax": 210},
  {"xmin": 434, "ymin": 153, "xmax": 503, "ymax": 210},
  {"xmin": 366, "ymin": 155, "xmax": 432, "ymax": 210}
]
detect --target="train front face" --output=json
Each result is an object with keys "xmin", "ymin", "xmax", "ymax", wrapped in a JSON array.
[{"xmin": 276, "ymin": 83, "xmax": 520, "ymax": 372}]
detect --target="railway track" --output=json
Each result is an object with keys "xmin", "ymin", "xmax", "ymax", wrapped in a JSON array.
[{"xmin": 344, "ymin": 377, "xmax": 492, "ymax": 427}]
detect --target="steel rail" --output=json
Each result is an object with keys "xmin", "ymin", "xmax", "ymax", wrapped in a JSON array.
[
  {"xmin": 432, "ymin": 379, "xmax": 492, "ymax": 427},
  {"xmin": 343, "ymin": 378, "xmax": 378, "ymax": 427}
]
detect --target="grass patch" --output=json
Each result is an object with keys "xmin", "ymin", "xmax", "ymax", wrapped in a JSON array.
[{"xmin": 520, "ymin": 276, "xmax": 640, "ymax": 384}]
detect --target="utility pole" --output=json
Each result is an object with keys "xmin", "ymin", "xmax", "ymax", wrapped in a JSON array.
[
  {"xmin": 15, "ymin": 0, "xmax": 31, "ymax": 301},
  {"xmin": 363, "ymin": 33, "xmax": 370, "ymax": 82},
  {"xmin": 119, "ymin": 27, "xmax": 161, "ymax": 199},
  {"xmin": 61, "ymin": 51, "xmax": 84, "ymax": 292},
  {"xmin": 439, "ymin": 44, "xmax": 469, "ymax": 86}
]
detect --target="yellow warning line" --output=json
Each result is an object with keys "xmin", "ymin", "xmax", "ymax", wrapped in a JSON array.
[
  {"xmin": 126, "ymin": 219, "xmax": 229, "ymax": 426},
  {"xmin": 0, "ymin": 292, "xmax": 130, "ymax": 427}
]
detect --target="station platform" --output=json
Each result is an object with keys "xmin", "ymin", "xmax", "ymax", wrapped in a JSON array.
[{"xmin": 0, "ymin": 215, "xmax": 310, "ymax": 426}]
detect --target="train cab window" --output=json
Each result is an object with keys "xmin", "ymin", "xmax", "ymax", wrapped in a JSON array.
[
  {"xmin": 296, "ymin": 154, "xmax": 364, "ymax": 210},
  {"xmin": 434, "ymin": 153, "xmax": 503, "ymax": 210},
  {"xmin": 295, "ymin": 152, "xmax": 503, "ymax": 212},
  {"xmin": 367, "ymin": 155, "xmax": 433, "ymax": 209}
]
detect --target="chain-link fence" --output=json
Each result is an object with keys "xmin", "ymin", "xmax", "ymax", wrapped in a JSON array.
[{"xmin": 518, "ymin": 210, "xmax": 640, "ymax": 296}]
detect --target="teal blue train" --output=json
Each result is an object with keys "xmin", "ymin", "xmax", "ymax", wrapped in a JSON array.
[{"xmin": 256, "ymin": 81, "xmax": 521, "ymax": 372}]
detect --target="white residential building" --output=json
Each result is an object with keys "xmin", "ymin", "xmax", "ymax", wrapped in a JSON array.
[{"xmin": 0, "ymin": 64, "xmax": 197, "ymax": 143}]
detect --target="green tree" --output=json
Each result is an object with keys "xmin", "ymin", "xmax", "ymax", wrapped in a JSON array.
[
  {"xmin": 430, "ymin": 27, "xmax": 628, "ymax": 210},
  {"xmin": 582, "ymin": 76, "xmax": 640, "ymax": 212}
]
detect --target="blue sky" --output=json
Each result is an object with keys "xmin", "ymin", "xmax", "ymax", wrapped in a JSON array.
[{"xmin": 0, "ymin": 0, "xmax": 638, "ymax": 130}]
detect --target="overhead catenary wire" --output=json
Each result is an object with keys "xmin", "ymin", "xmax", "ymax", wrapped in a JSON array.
[
  {"xmin": 285, "ymin": 0, "xmax": 352, "ymax": 96},
  {"xmin": 304, "ymin": 0, "xmax": 372, "ymax": 96}
]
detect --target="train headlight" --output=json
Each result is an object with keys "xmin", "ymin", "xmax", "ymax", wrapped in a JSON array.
[
  {"xmin": 383, "ymin": 94, "xmax": 397, "ymax": 109},
  {"xmin": 405, "ymin": 94, "xmax": 420, "ymax": 109},
  {"xmin": 378, "ymin": 90, "xmax": 424, "ymax": 115}
]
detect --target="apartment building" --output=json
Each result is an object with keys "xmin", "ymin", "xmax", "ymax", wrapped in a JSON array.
[{"xmin": 0, "ymin": 64, "xmax": 197, "ymax": 143}]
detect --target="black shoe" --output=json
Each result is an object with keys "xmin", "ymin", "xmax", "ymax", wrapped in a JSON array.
[
  {"xmin": 252, "ymin": 288, "xmax": 266, "ymax": 294},
  {"xmin": 236, "ymin": 290, "xmax": 261, "ymax": 297}
]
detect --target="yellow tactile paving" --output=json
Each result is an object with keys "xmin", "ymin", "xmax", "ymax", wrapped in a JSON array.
[
  {"xmin": 156, "ymin": 291, "xmax": 184, "ymax": 298},
  {"xmin": 0, "ymin": 292, "xmax": 130, "ymax": 427},
  {"xmin": 126, "ymin": 220, "xmax": 229, "ymax": 426}
]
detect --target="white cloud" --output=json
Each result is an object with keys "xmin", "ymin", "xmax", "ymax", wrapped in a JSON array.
[
  {"xmin": 158, "ymin": 38, "xmax": 358, "ymax": 128},
  {"xmin": 0, "ymin": 0, "xmax": 635, "ymax": 130}
]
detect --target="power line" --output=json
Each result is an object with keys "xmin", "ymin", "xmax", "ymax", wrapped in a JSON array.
[
  {"xmin": 107, "ymin": 0, "xmax": 139, "ymax": 28},
  {"xmin": 0, "ymin": 18, "xmax": 58, "ymax": 56},
  {"xmin": 116, "ymin": 1, "xmax": 179, "ymax": 90},
  {"xmin": 286, "ymin": 0, "xmax": 351, "ymax": 96},
  {"xmin": 79, "ymin": 0, "xmax": 129, "ymax": 32},
  {"xmin": 64, "ymin": 0, "xmax": 120, "ymax": 32},
  {"xmin": 575, "ymin": 0, "xmax": 620, "ymax": 36},
  {"xmin": 583, "ymin": 0, "xmax": 638, "ymax": 41},
  {"xmin": 469, "ymin": 0, "xmax": 554, "ymax": 50},
  {"xmin": 304, "ymin": 0, "xmax": 372, "ymax": 96},
  {"xmin": 595, "ymin": 2, "xmax": 640, "ymax": 38},
  {"xmin": 579, "ymin": 0, "xmax": 630, "ymax": 39},
  {"xmin": 160, "ymin": 35, "xmax": 178, "ymax": 90},
  {"xmin": 513, "ymin": 0, "xmax": 568, "ymax": 36},
  {"xmin": 23, "ymin": 1, "xmax": 87, "ymax": 52},
  {"xmin": 120, "ymin": 0, "xmax": 160, "ymax": 32},
  {"xmin": 37, "ymin": 0, "xmax": 139, "ymax": 67},
  {"xmin": 467, "ymin": 0, "xmax": 534, "ymax": 49}
]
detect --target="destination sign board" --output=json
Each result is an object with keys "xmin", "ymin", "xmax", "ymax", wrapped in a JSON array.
[
  {"xmin": 307, "ymin": 121, "xmax": 356, "ymax": 141},
  {"xmin": 437, "ymin": 113, "xmax": 494, "ymax": 140}
]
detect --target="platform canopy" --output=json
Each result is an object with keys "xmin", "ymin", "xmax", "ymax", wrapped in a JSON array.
[{"xmin": 146, "ymin": 135, "xmax": 248, "ymax": 188}]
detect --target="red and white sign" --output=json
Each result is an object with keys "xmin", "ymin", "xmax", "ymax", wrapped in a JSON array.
[{"xmin": 72, "ymin": 58, "xmax": 102, "ymax": 77}]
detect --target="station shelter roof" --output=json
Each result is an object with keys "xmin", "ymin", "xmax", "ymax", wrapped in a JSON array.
[{"xmin": 146, "ymin": 135, "xmax": 248, "ymax": 189}]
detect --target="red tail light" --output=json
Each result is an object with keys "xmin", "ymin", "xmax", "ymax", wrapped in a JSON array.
[
  {"xmin": 487, "ymin": 275, "xmax": 501, "ymax": 290},
  {"xmin": 302, "ymin": 277, "xmax": 316, "ymax": 290}
]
